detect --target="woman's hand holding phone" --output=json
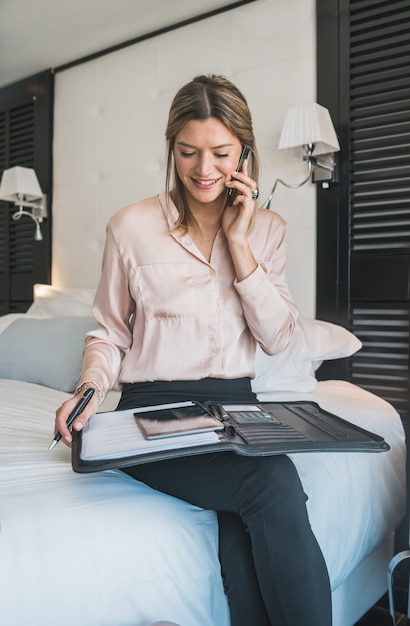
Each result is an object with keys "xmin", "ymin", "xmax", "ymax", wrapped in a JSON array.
[
  {"xmin": 223, "ymin": 144, "xmax": 259, "ymax": 281},
  {"xmin": 227, "ymin": 145, "xmax": 251, "ymax": 206}
]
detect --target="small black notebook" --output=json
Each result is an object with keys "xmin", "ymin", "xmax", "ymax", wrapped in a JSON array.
[
  {"xmin": 134, "ymin": 403, "xmax": 224, "ymax": 439},
  {"xmin": 72, "ymin": 400, "xmax": 389, "ymax": 473}
]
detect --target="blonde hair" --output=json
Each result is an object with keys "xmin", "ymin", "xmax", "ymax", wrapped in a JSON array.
[{"xmin": 165, "ymin": 74, "xmax": 260, "ymax": 228}]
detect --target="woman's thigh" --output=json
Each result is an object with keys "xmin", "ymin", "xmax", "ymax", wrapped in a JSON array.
[{"xmin": 123, "ymin": 452, "xmax": 304, "ymax": 514}]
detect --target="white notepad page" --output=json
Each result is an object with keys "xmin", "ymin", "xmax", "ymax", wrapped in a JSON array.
[{"xmin": 80, "ymin": 403, "xmax": 221, "ymax": 461}]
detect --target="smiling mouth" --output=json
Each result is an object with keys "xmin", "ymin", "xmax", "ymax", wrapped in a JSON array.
[{"xmin": 193, "ymin": 178, "xmax": 220, "ymax": 187}]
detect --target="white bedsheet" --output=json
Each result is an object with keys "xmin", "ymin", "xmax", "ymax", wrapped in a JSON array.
[{"xmin": 0, "ymin": 379, "xmax": 406, "ymax": 626}]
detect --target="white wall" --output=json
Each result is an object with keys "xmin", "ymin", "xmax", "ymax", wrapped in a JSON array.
[{"xmin": 52, "ymin": 0, "xmax": 317, "ymax": 316}]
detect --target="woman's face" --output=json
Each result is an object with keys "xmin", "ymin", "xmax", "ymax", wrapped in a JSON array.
[{"xmin": 173, "ymin": 117, "xmax": 242, "ymax": 206}]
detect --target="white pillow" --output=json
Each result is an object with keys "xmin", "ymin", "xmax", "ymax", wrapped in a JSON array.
[
  {"xmin": 252, "ymin": 318, "xmax": 362, "ymax": 395},
  {"xmin": 0, "ymin": 316, "xmax": 97, "ymax": 392},
  {"xmin": 0, "ymin": 313, "xmax": 31, "ymax": 335},
  {"xmin": 26, "ymin": 284, "xmax": 95, "ymax": 317}
]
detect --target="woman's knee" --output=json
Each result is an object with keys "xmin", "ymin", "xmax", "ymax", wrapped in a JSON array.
[
  {"xmin": 248, "ymin": 455, "xmax": 305, "ymax": 497},
  {"xmin": 237, "ymin": 455, "xmax": 309, "ymax": 526}
]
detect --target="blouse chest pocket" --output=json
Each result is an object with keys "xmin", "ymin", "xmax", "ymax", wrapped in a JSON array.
[{"xmin": 134, "ymin": 263, "xmax": 196, "ymax": 319}]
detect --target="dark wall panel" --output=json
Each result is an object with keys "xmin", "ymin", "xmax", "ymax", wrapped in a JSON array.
[{"xmin": 0, "ymin": 71, "xmax": 53, "ymax": 314}]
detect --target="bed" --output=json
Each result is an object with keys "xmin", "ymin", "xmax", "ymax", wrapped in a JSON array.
[{"xmin": 0, "ymin": 285, "xmax": 406, "ymax": 626}]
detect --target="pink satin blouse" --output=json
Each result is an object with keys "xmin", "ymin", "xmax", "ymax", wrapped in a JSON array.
[{"xmin": 80, "ymin": 193, "xmax": 299, "ymax": 398}]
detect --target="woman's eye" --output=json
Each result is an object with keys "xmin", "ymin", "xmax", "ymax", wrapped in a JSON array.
[{"xmin": 178, "ymin": 151, "xmax": 229, "ymax": 159}]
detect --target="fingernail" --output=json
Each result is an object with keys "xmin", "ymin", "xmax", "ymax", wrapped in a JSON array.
[
  {"xmin": 73, "ymin": 422, "xmax": 83, "ymax": 431},
  {"xmin": 65, "ymin": 434, "xmax": 72, "ymax": 443}
]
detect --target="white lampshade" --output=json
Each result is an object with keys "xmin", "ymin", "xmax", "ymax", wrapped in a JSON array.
[
  {"xmin": 278, "ymin": 103, "xmax": 340, "ymax": 157},
  {"xmin": 0, "ymin": 166, "xmax": 43, "ymax": 202}
]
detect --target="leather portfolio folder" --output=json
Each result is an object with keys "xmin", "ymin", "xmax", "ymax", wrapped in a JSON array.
[{"xmin": 72, "ymin": 400, "xmax": 389, "ymax": 473}]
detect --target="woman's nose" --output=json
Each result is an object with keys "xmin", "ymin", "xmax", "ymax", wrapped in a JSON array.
[{"xmin": 196, "ymin": 153, "xmax": 213, "ymax": 175}]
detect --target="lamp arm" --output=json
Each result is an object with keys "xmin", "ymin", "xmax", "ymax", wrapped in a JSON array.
[
  {"xmin": 309, "ymin": 156, "xmax": 334, "ymax": 171},
  {"xmin": 12, "ymin": 208, "xmax": 44, "ymax": 241},
  {"xmin": 262, "ymin": 160, "xmax": 313, "ymax": 210},
  {"xmin": 12, "ymin": 208, "xmax": 43, "ymax": 224}
]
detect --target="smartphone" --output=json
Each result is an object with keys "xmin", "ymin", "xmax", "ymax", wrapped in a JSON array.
[{"xmin": 227, "ymin": 144, "xmax": 250, "ymax": 205}]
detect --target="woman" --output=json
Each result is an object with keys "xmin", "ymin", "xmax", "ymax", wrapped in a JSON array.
[{"xmin": 55, "ymin": 75, "xmax": 332, "ymax": 626}]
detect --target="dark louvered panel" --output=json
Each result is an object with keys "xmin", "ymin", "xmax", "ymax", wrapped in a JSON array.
[
  {"xmin": 0, "ymin": 207, "xmax": 7, "ymax": 268},
  {"xmin": 7, "ymin": 99, "xmax": 37, "ymax": 310},
  {"xmin": 0, "ymin": 110, "xmax": 6, "ymax": 168},
  {"xmin": 346, "ymin": 1, "xmax": 410, "ymax": 432},
  {"xmin": 350, "ymin": 0, "xmax": 410, "ymax": 41},
  {"xmin": 9, "ymin": 216, "xmax": 35, "ymax": 272},
  {"xmin": 7, "ymin": 101, "xmax": 36, "ymax": 275},
  {"xmin": 0, "ymin": 203, "xmax": 8, "ymax": 316},
  {"xmin": 349, "ymin": 0, "xmax": 410, "ymax": 254},
  {"xmin": 0, "ymin": 71, "xmax": 53, "ymax": 313},
  {"xmin": 349, "ymin": 304, "xmax": 410, "ymax": 424},
  {"xmin": 0, "ymin": 110, "xmax": 8, "ymax": 314},
  {"xmin": 9, "ymin": 102, "xmax": 35, "ymax": 167}
]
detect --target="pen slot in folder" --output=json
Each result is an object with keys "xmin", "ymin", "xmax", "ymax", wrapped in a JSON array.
[
  {"xmin": 285, "ymin": 405, "xmax": 350, "ymax": 439},
  {"xmin": 223, "ymin": 409, "xmax": 306, "ymax": 444}
]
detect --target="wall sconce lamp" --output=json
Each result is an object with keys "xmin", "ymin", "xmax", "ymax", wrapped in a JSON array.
[
  {"xmin": 263, "ymin": 103, "xmax": 340, "ymax": 210},
  {"xmin": 0, "ymin": 166, "xmax": 47, "ymax": 241}
]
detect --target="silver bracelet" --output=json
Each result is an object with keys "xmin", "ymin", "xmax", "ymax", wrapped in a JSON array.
[{"xmin": 75, "ymin": 382, "xmax": 103, "ymax": 405}]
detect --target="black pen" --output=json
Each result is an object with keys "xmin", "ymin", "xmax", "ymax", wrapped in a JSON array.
[
  {"xmin": 216, "ymin": 404, "xmax": 236, "ymax": 437},
  {"xmin": 216, "ymin": 404, "xmax": 229, "ymax": 421},
  {"xmin": 196, "ymin": 401, "xmax": 222, "ymax": 421},
  {"xmin": 48, "ymin": 387, "xmax": 95, "ymax": 451}
]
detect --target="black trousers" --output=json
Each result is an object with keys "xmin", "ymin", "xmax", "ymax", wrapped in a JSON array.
[{"xmin": 119, "ymin": 379, "xmax": 332, "ymax": 626}]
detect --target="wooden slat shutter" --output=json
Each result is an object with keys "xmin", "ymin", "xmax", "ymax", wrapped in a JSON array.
[
  {"xmin": 317, "ymin": 0, "xmax": 410, "ymax": 429},
  {"xmin": 0, "ymin": 72, "xmax": 53, "ymax": 314},
  {"xmin": 348, "ymin": 0, "xmax": 410, "ymax": 426},
  {"xmin": 0, "ymin": 109, "xmax": 8, "ymax": 314}
]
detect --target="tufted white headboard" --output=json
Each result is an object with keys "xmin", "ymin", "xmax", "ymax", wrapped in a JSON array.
[{"xmin": 52, "ymin": 0, "xmax": 317, "ymax": 316}]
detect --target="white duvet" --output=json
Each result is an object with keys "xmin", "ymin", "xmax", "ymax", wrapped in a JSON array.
[{"xmin": 0, "ymin": 378, "xmax": 406, "ymax": 626}]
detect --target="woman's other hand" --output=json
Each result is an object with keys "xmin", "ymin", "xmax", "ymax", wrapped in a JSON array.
[{"xmin": 54, "ymin": 390, "xmax": 99, "ymax": 447}]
